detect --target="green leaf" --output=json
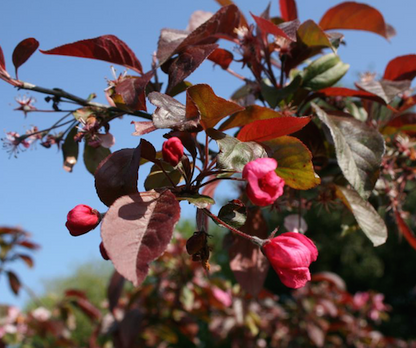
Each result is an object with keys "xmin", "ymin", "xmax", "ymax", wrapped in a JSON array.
[
  {"xmin": 62, "ymin": 126, "xmax": 79, "ymax": 172},
  {"xmin": 260, "ymin": 75, "xmax": 302, "ymax": 109},
  {"xmin": 144, "ymin": 163, "xmax": 182, "ymax": 191},
  {"xmin": 302, "ymin": 53, "xmax": 349, "ymax": 90},
  {"xmin": 218, "ymin": 201, "xmax": 247, "ymax": 229},
  {"xmin": 336, "ymin": 185, "xmax": 387, "ymax": 247},
  {"xmin": 314, "ymin": 104, "xmax": 384, "ymax": 199},
  {"xmin": 177, "ymin": 193, "xmax": 215, "ymax": 209},
  {"xmin": 265, "ymin": 136, "xmax": 320, "ymax": 190},
  {"xmin": 84, "ymin": 144, "xmax": 111, "ymax": 175},
  {"xmin": 207, "ymin": 128, "xmax": 267, "ymax": 172}
]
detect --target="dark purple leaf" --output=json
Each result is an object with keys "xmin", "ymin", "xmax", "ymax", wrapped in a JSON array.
[
  {"xmin": 111, "ymin": 72, "xmax": 153, "ymax": 112},
  {"xmin": 157, "ymin": 29, "xmax": 189, "ymax": 66},
  {"xmin": 166, "ymin": 44, "xmax": 218, "ymax": 93},
  {"xmin": 0, "ymin": 45, "xmax": 5, "ymax": 70},
  {"xmin": 108, "ymin": 270, "xmax": 125, "ymax": 314},
  {"xmin": 229, "ymin": 208, "xmax": 269, "ymax": 296},
  {"xmin": 7, "ymin": 271, "xmax": 21, "ymax": 295},
  {"xmin": 12, "ymin": 38, "xmax": 39, "ymax": 78},
  {"xmin": 84, "ymin": 144, "xmax": 111, "ymax": 175},
  {"xmin": 40, "ymin": 35, "xmax": 143, "ymax": 74},
  {"xmin": 95, "ymin": 140, "xmax": 154, "ymax": 207},
  {"xmin": 101, "ymin": 190, "xmax": 180, "ymax": 286}
]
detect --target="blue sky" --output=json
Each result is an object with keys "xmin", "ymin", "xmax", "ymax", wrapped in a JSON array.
[{"xmin": 1, "ymin": 0, "xmax": 414, "ymax": 307}]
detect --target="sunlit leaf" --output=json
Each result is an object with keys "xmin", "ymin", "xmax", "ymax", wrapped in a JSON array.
[
  {"xmin": 40, "ymin": 35, "xmax": 143, "ymax": 74},
  {"xmin": 297, "ymin": 20, "xmax": 333, "ymax": 50},
  {"xmin": 208, "ymin": 48, "xmax": 234, "ymax": 69},
  {"xmin": 220, "ymin": 105, "xmax": 283, "ymax": 131},
  {"xmin": 177, "ymin": 193, "xmax": 215, "ymax": 209},
  {"xmin": 265, "ymin": 136, "xmax": 321, "ymax": 190},
  {"xmin": 101, "ymin": 190, "xmax": 180, "ymax": 286},
  {"xmin": 251, "ymin": 13, "xmax": 294, "ymax": 41},
  {"xmin": 356, "ymin": 79, "xmax": 411, "ymax": 104},
  {"xmin": 314, "ymin": 104, "xmax": 384, "ymax": 199},
  {"xmin": 317, "ymin": 86, "xmax": 386, "ymax": 105},
  {"xmin": 186, "ymin": 84, "xmax": 243, "ymax": 129},
  {"xmin": 237, "ymin": 116, "xmax": 311, "ymax": 142},
  {"xmin": 144, "ymin": 163, "xmax": 182, "ymax": 191},
  {"xmin": 279, "ymin": 0, "xmax": 298, "ymax": 21},
  {"xmin": 336, "ymin": 185, "xmax": 387, "ymax": 246},
  {"xmin": 319, "ymin": 2, "xmax": 394, "ymax": 40},
  {"xmin": 218, "ymin": 200, "xmax": 247, "ymax": 229},
  {"xmin": 383, "ymin": 54, "xmax": 416, "ymax": 82},
  {"xmin": 382, "ymin": 113, "xmax": 416, "ymax": 136}
]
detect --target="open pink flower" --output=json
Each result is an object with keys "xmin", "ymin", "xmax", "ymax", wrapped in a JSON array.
[
  {"xmin": 66, "ymin": 204, "xmax": 100, "ymax": 236},
  {"xmin": 262, "ymin": 232, "xmax": 318, "ymax": 289},
  {"xmin": 242, "ymin": 158, "xmax": 285, "ymax": 206},
  {"xmin": 162, "ymin": 137, "xmax": 184, "ymax": 166}
]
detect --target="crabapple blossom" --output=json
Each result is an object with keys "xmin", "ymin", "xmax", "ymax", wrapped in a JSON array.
[
  {"xmin": 242, "ymin": 158, "xmax": 285, "ymax": 206},
  {"xmin": 262, "ymin": 232, "xmax": 318, "ymax": 289}
]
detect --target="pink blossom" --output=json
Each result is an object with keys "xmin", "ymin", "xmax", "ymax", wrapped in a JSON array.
[
  {"xmin": 212, "ymin": 286, "xmax": 232, "ymax": 307},
  {"xmin": 262, "ymin": 232, "xmax": 318, "ymax": 289},
  {"xmin": 242, "ymin": 158, "xmax": 285, "ymax": 206},
  {"xmin": 162, "ymin": 137, "xmax": 184, "ymax": 166},
  {"xmin": 2, "ymin": 131, "xmax": 31, "ymax": 157},
  {"xmin": 14, "ymin": 96, "xmax": 37, "ymax": 117},
  {"xmin": 66, "ymin": 204, "xmax": 100, "ymax": 236}
]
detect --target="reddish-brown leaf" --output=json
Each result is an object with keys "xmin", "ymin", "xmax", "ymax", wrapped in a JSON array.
[
  {"xmin": 383, "ymin": 55, "xmax": 416, "ymax": 82},
  {"xmin": 101, "ymin": 191, "xmax": 180, "ymax": 286},
  {"xmin": 237, "ymin": 116, "xmax": 311, "ymax": 142},
  {"xmin": 398, "ymin": 95, "xmax": 416, "ymax": 113},
  {"xmin": 69, "ymin": 297, "xmax": 101, "ymax": 321},
  {"xmin": 186, "ymin": 84, "xmax": 244, "ymax": 129},
  {"xmin": 208, "ymin": 48, "xmax": 234, "ymax": 69},
  {"xmin": 394, "ymin": 210, "xmax": 416, "ymax": 251},
  {"xmin": 279, "ymin": 0, "xmax": 298, "ymax": 21},
  {"xmin": 111, "ymin": 72, "xmax": 153, "ymax": 111},
  {"xmin": 7, "ymin": 271, "xmax": 21, "ymax": 295},
  {"xmin": 383, "ymin": 113, "xmax": 416, "ymax": 136},
  {"xmin": 17, "ymin": 240, "xmax": 40, "ymax": 250},
  {"xmin": 166, "ymin": 44, "xmax": 218, "ymax": 93},
  {"xmin": 229, "ymin": 208, "xmax": 269, "ymax": 296},
  {"xmin": 95, "ymin": 140, "xmax": 155, "ymax": 207},
  {"xmin": 220, "ymin": 105, "xmax": 284, "ymax": 131},
  {"xmin": 17, "ymin": 254, "xmax": 34, "ymax": 268},
  {"xmin": 251, "ymin": 13, "xmax": 294, "ymax": 41},
  {"xmin": 131, "ymin": 121, "xmax": 157, "ymax": 136},
  {"xmin": 108, "ymin": 270, "xmax": 125, "ymax": 314},
  {"xmin": 0, "ymin": 45, "xmax": 5, "ymax": 70},
  {"xmin": 213, "ymin": 0, "xmax": 248, "ymax": 28},
  {"xmin": 311, "ymin": 272, "xmax": 346, "ymax": 290},
  {"xmin": 40, "ymin": 35, "xmax": 143, "ymax": 74},
  {"xmin": 319, "ymin": 2, "xmax": 392, "ymax": 40},
  {"xmin": 12, "ymin": 38, "xmax": 39, "ymax": 78},
  {"xmin": 65, "ymin": 289, "xmax": 88, "ymax": 300},
  {"xmin": 318, "ymin": 87, "xmax": 386, "ymax": 105}
]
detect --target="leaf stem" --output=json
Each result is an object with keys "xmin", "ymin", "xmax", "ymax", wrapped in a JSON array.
[{"xmin": 202, "ymin": 208, "xmax": 264, "ymax": 247}]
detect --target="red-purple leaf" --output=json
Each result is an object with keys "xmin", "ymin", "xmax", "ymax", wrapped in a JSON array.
[
  {"xmin": 65, "ymin": 289, "xmax": 88, "ymax": 300},
  {"xmin": 208, "ymin": 48, "xmax": 234, "ymax": 69},
  {"xmin": 279, "ymin": 0, "xmax": 298, "ymax": 21},
  {"xmin": 318, "ymin": 87, "xmax": 386, "ymax": 105},
  {"xmin": 384, "ymin": 113, "xmax": 416, "ymax": 136},
  {"xmin": 40, "ymin": 35, "xmax": 143, "ymax": 74},
  {"xmin": 108, "ymin": 270, "xmax": 125, "ymax": 314},
  {"xmin": 251, "ymin": 13, "xmax": 294, "ymax": 41},
  {"xmin": 166, "ymin": 44, "xmax": 218, "ymax": 93},
  {"xmin": 7, "ymin": 271, "xmax": 21, "ymax": 295},
  {"xmin": 319, "ymin": 2, "xmax": 393, "ymax": 40},
  {"xmin": 17, "ymin": 254, "xmax": 34, "ymax": 268},
  {"xmin": 383, "ymin": 55, "xmax": 416, "ymax": 82},
  {"xmin": 237, "ymin": 116, "xmax": 311, "ymax": 142},
  {"xmin": 67, "ymin": 295, "xmax": 101, "ymax": 321},
  {"xmin": 213, "ymin": 0, "xmax": 249, "ymax": 28},
  {"xmin": 111, "ymin": 72, "xmax": 153, "ymax": 112},
  {"xmin": 12, "ymin": 38, "xmax": 39, "ymax": 78},
  {"xmin": 95, "ymin": 140, "xmax": 155, "ymax": 207},
  {"xmin": 17, "ymin": 240, "xmax": 40, "ymax": 250},
  {"xmin": 101, "ymin": 190, "xmax": 180, "ymax": 286},
  {"xmin": 0, "ymin": 45, "xmax": 6, "ymax": 70},
  {"xmin": 229, "ymin": 208, "xmax": 269, "ymax": 297}
]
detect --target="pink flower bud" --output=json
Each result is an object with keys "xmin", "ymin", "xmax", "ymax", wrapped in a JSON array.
[
  {"xmin": 65, "ymin": 204, "xmax": 100, "ymax": 236},
  {"xmin": 262, "ymin": 232, "xmax": 318, "ymax": 289},
  {"xmin": 242, "ymin": 158, "xmax": 285, "ymax": 206},
  {"xmin": 162, "ymin": 137, "xmax": 184, "ymax": 166}
]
